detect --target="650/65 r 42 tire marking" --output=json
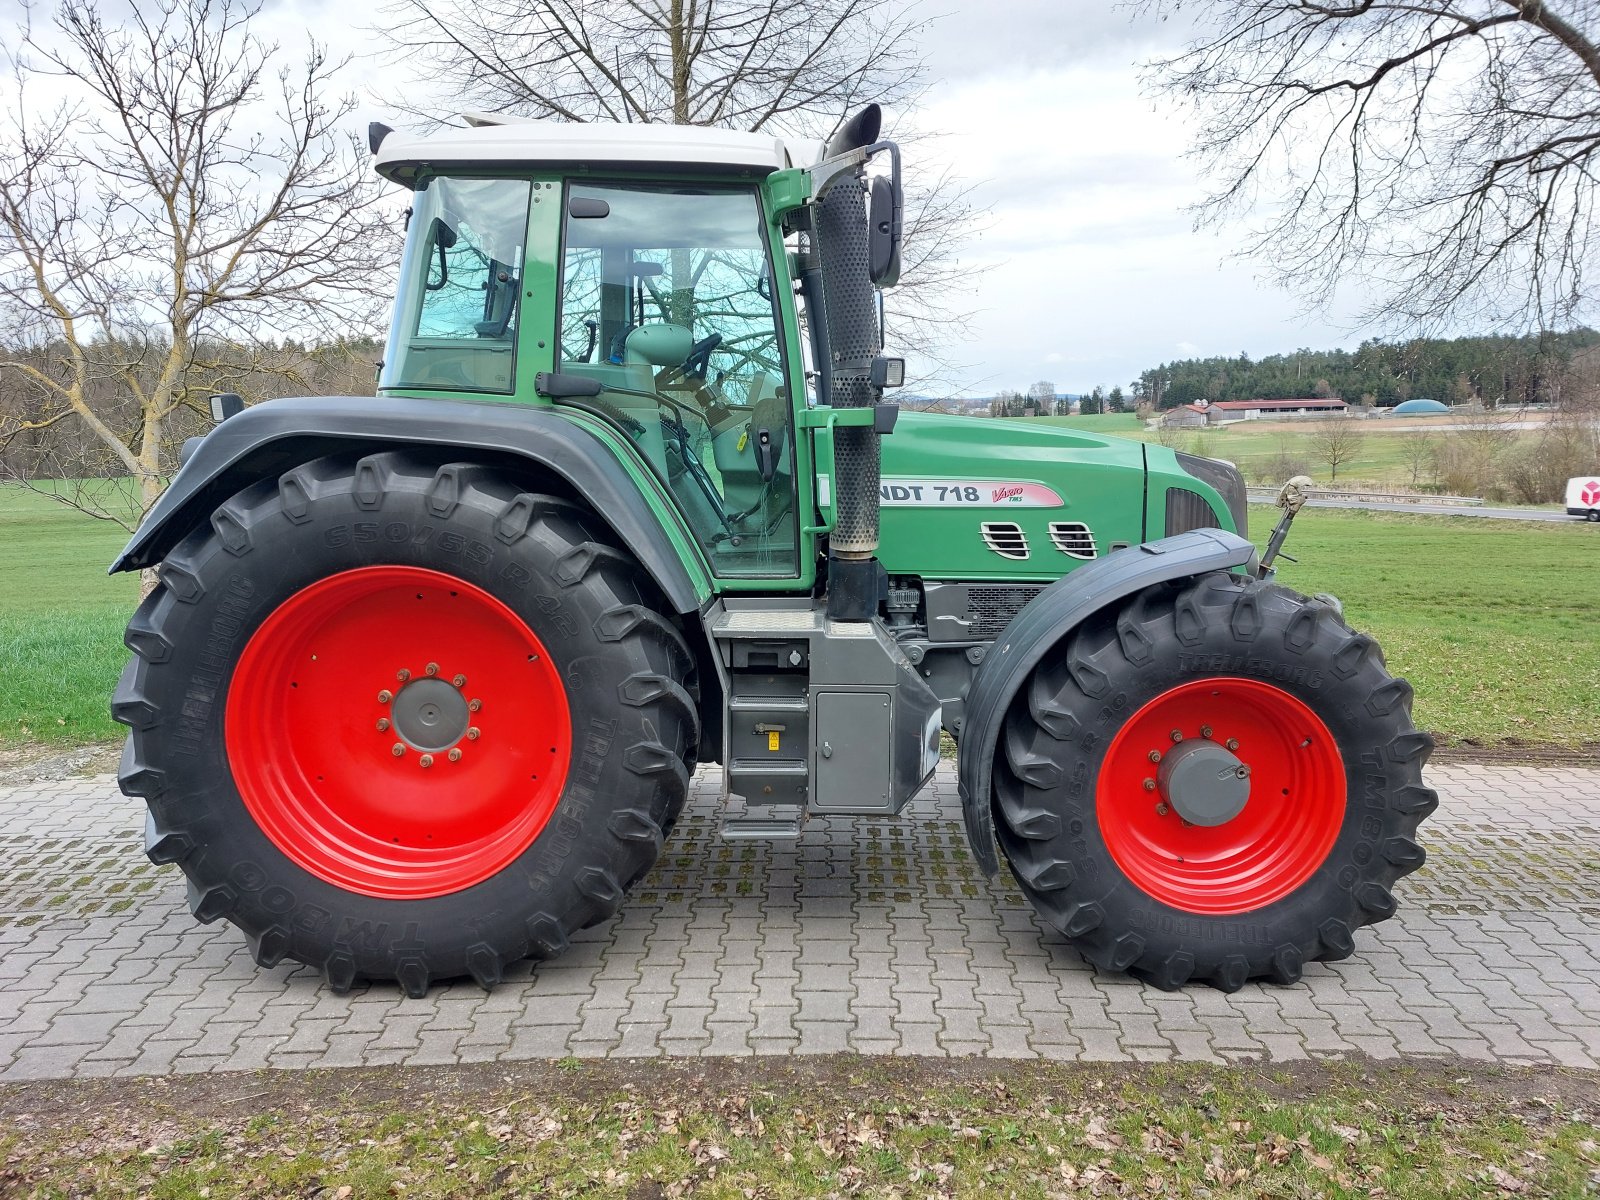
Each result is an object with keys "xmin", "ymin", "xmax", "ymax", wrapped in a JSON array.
[{"xmin": 226, "ymin": 565, "xmax": 572, "ymax": 900}]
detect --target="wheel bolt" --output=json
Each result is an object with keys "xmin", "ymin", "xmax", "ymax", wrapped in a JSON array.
[
  {"xmin": 1200, "ymin": 725, "xmax": 1213, "ymax": 739},
  {"xmin": 447, "ymin": 748, "xmax": 462, "ymax": 762},
  {"xmin": 377, "ymin": 690, "xmax": 392, "ymax": 704},
  {"xmin": 419, "ymin": 754, "xmax": 434, "ymax": 768},
  {"xmin": 468, "ymin": 698, "xmax": 482, "ymax": 713},
  {"xmin": 1235, "ymin": 764, "xmax": 1251, "ymax": 779},
  {"xmin": 452, "ymin": 674, "xmax": 466, "ymax": 688},
  {"xmin": 1142, "ymin": 778, "xmax": 1156, "ymax": 792},
  {"xmin": 466, "ymin": 727, "xmax": 481, "ymax": 741},
  {"xmin": 1226, "ymin": 738, "xmax": 1240, "ymax": 751},
  {"xmin": 397, "ymin": 669, "xmax": 411, "ymax": 682},
  {"xmin": 1169, "ymin": 729, "xmax": 1183, "ymax": 743},
  {"xmin": 1147, "ymin": 749, "xmax": 1161, "ymax": 764},
  {"xmin": 1155, "ymin": 802, "xmax": 1169, "ymax": 816},
  {"xmin": 425, "ymin": 662, "xmax": 439, "ymax": 676},
  {"xmin": 376, "ymin": 718, "xmax": 390, "ymax": 732},
  {"xmin": 391, "ymin": 743, "xmax": 405, "ymax": 757}
]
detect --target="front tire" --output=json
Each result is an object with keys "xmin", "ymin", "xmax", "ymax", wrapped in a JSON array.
[
  {"xmin": 114, "ymin": 452, "xmax": 698, "ymax": 995},
  {"xmin": 993, "ymin": 572, "xmax": 1434, "ymax": 991}
]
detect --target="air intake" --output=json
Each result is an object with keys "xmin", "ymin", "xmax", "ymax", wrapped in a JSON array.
[
  {"xmin": 1048, "ymin": 522, "xmax": 1098, "ymax": 559},
  {"xmin": 980, "ymin": 522, "xmax": 1029, "ymax": 560}
]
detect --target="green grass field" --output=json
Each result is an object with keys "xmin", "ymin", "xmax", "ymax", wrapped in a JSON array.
[
  {"xmin": 5, "ymin": 1058, "xmax": 1596, "ymax": 1199},
  {"xmin": 1002, "ymin": 413, "xmax": 1557, "ymax": 492},
  {"xmin": 1, "ymin": 484, "xmax": 1595, "ymax": 751},
  {"xmin": 1256, "ymin": 506, "xmax": 1598, "ymax": 748}
]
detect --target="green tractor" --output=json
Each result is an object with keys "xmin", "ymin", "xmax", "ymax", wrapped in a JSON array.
[{"xmin": 111, "ymin": 106, "xmax": 1433, "ymax": 996}]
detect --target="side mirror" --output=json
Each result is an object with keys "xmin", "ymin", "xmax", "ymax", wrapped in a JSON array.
[
  {"xmin": 867, "ymin": 172, "xmax": 902, "ymax": 287},
  {"xmin": 209, "ymin": 392, "xmax": 244, "ymax": 423}
]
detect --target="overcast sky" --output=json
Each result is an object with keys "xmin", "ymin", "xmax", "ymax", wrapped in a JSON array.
[{"xmin": 7, "ymin": 0, "xmax": 1383, "ymax": 397}]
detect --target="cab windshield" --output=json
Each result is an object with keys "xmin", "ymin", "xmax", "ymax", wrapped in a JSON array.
[
  {"xmin": 557, "ymin": 182, "xmax": 797, "ymax": 578},
  {"xmin": 381, "ymin": 176, "xmax": 531, "ymax": 394}
]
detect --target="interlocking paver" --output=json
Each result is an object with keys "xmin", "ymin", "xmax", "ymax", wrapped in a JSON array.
[{"xmin": 2, "ymin": 761, "xmax": 1598, "ymax": 1080}]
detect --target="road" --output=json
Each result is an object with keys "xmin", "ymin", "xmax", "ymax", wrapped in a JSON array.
[
  {"xmin": 1298, "ymin": 497, "xmax": 1577, "ymax": 522},
  {"xmin": 3, "ymin": 760, "xmax": 1598, "ymax": 1079}
]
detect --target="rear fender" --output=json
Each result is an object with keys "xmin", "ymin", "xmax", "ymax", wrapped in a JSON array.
[
  {"xmin": 955, "ymin": 529, "xmax": 1258, "ymax": 875},
  {"xmin": 110, "ymin": 395, "xmax": 708, "ymax": 614}
]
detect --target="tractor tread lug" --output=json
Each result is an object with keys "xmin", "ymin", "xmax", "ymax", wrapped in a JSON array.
[
  {"xmin": 112, "ymin": 661, "xmax": 159, "ymax": 730},
  {"xmin": 323, "ymin": 952, "xmax": 358, "ymax": 994},
  {"xmin": 210, "ymin": 503, "xmax": 254, "ymax": 556},
  {"xmin": 576, "ymin": 866, "xmax": 624, "ymax": 909},
  {"xmin": 525, "ymin": 913, "xmax": 569, "ymax": 960},
  {"xmin": 1357, "ymin": 881, "xmax": 1398, "ymax": 918},
  {"xmin": 1382, "ymin": 836, "xmax": 1426, "ymax": 870},
  {"xmin": 249, "ymin": 925, "xmax": 291, "ymax": 969},
  {"xmin": 187, "ymin": 881, "xmax": 238, "ymax": 924},
  {"xmin": 1270, "ymin": 943, "xmax": 1304, "ymax": 986},
  {"xmin": 465, "ymin": 943, "xmax": 504, "ymax": 989},
  {"xmin": 1318, "ymin": 918, "xmax": 1356, "ymax": 961},
  {"xmin": 352, "ymin": 456, "xmax": 387, "ymax": 510},
  {"xmin": 425, "ymin": 464, "xmax": 463, "ymax": 517},
  {"xmin": 1060, "ymin": 900, "xmax": 1104, "ymax": 938},
  {"xmin": 1212, "ymin": 954, "xmax": 1250, "ymax": 993},
  {"xmin": 608, "ymin": 808, "xmax": 664, "ymax": 847},
  {"xmin": 1145, "ymin": 950, "xmax": 1195, "ymax": 991},
  {"xmin": 142, "ymin": 811, "xmax": 193, "ymax": 865}
]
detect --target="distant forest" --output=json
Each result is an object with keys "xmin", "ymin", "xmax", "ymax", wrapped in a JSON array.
[{"xmin": 1131, "ymin": 329, "xmax": 1600, "ymax": 410}]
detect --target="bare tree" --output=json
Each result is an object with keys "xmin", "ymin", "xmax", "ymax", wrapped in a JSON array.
[
  {"xmin": 0, "ymin": 0, "xmax": 394, "ymax": 526},
  {"xmin": 1400, "ymin": 431, "xmax": 1438, "ymax": 489},
  {"xmin": 372, "ymin": 0, "xmax": 983, "ymax": 364},
  {"xmin": 1310, "ymin": 418, "xmax": 1365, "ymax": 483},
  {"xmin": 1142, "ymin": 1, "xmax": 1600, "ymax": 333}
]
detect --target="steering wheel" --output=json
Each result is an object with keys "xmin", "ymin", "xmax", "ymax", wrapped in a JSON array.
[{"xmin": 680, "ymin": 333, "xmax": 722, "ymax": 381}]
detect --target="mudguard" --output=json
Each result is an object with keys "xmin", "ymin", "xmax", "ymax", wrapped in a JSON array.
[
  {"xmin": 110, "ymin": 395, "xmax": 707, "ymax": 614},
  {"xmin": 955, "ymin": 528, "xmax": 1258, "ymax": 876}
]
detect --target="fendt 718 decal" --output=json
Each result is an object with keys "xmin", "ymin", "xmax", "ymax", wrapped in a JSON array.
[{"xmin": 879, "ymin": 479, "xmax": 1064, "ymax": 507}]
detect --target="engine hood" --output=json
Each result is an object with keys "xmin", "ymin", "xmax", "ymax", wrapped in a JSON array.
[{"xmin": 868, "ymin": 411, "xmax": 1149, "ymax": 581}]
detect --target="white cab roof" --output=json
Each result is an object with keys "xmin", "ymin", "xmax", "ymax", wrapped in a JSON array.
[{"xmin": 374, "ymin": 115, "xmax": 799, "ymax": 184}]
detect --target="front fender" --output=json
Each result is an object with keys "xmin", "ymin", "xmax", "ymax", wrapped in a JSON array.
[
  {"xmin": 955, "ymin": 528, "xmax": 1258, "ymax": 876},
  {"xmin": 111, "ymin": 395, "xmax": 708, "ymax": 614}
]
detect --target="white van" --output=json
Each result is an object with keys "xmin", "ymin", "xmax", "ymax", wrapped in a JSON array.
[{"xmin": 1568, "ymin": 476, "xmax": 1600, "ymax": 521}]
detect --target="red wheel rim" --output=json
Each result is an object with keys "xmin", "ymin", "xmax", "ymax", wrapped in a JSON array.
[
  {"xmin": 225, "ymin": 566, "xmax": 571, "ymax": 899},
  {"xmin": 1096, "ymin": 677, "xmax": 1345, "ymax": 915}
]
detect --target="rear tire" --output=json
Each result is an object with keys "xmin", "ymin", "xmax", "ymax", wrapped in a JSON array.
[
  {"xmin": 114, "ymin": 452, "xmax": 698, "ymax": 995},
  {"xmin": 993, "ymin": 571, "xmax": 1433, "ymax": 991}
]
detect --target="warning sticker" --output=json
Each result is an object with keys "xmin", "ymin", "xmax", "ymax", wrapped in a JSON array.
[{"xmin": 879, "ymin": 479, "xmax": 1064, "ymax": 507}]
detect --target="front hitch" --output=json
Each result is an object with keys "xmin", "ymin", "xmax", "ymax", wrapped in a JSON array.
[{"xmin": 1257, "ymin": 474, "xmax": 1315, "ymax": 578}]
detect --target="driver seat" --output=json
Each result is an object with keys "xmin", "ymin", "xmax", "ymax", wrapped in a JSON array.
[{"xmin": 623, "ymin": 323, "xmax": 693, "ymax": 369}]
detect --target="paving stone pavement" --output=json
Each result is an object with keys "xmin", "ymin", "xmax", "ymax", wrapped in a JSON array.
[{"xmin": 2, "ymin": 761, "xmax": 1598, "ymax": 1081}]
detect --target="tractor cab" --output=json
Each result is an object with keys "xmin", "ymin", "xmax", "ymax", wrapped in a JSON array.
[{"xmin": 374, "ymin": 118, "xmax": 839, "ymax": 581}]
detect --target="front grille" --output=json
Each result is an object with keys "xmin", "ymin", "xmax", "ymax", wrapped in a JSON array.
[
  {"xmin": 1165, "ymin": 487, "xmax": 1218, "ymax": 535},
  {"xmin": 1049, "ymin": 521, "xmax": 1098, "ymax": 559},
  {"xmin": 967, "ymin": 584, "xmax": 1046, "ymax": 638},
  {"xmin": 980, "ymin": 521, "xmax": 1029, "ymax": 560}
]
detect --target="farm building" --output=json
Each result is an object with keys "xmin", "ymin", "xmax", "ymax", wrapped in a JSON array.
[
  {"xmin": 1207, "ymin": 398, "xmax": 1349, "ymax": 420},
  {"xmin": 1159, "ymin": 403, "xmax": 1219, "ymax": 428}
]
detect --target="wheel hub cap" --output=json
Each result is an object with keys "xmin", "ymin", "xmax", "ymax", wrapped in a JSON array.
[
  {"xmin": 391, "ymin": 677, "xmax": 470, "ymax": 752},
  {"xmin": 1158, "ymin": 739, "xmax": 1250, "ymax": 826}
]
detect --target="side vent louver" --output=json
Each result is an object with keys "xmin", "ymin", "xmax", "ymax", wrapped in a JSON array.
[
  {"xmin": 980, "ymin": 521, "xmax": 1029, "ymax": 560},
  {"xmin": 1048, "ymin": 521, "xmax": 1098, "ymax": 559}
]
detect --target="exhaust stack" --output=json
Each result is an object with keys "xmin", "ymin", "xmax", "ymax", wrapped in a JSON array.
[{"xmin": 816, "ymin": 105, "xmax": 887, "ymax": 620}]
